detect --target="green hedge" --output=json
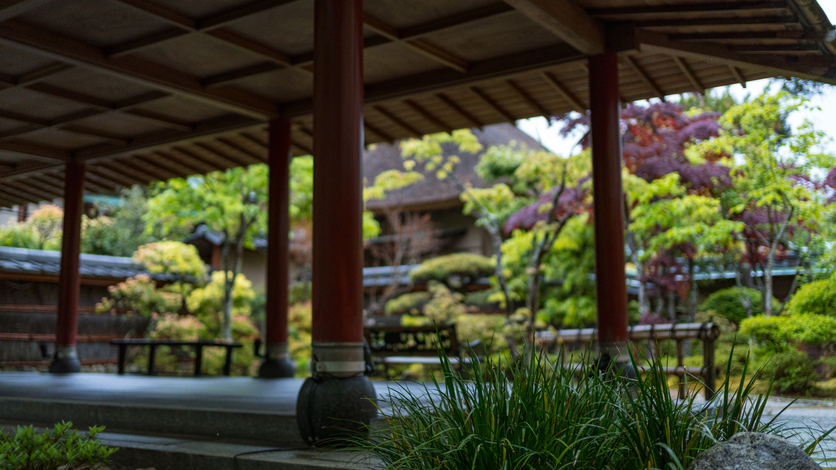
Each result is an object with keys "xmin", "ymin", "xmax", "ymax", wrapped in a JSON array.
[
  {"xmin": 385, "ymin": 292, "xmax": 431, "ymax": 316},
  {"xmin": 409, "ymin": 253, "xmax": 495, "ymax": 289},
  {"xmin": 739, "ymin": 313, "xmax": 836, "ymax": 348}
]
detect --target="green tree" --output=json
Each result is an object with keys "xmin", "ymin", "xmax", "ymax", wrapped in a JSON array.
[{"xmin": 146, "ymin": 166, "xmax": 268, "ymax": 339}]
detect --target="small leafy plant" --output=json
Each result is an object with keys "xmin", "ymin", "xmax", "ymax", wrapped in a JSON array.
[{"xmin": 0, "ymin": 421, "xmax": 117, "ymax": 470}]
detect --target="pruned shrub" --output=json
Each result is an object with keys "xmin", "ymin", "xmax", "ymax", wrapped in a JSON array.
[
  {"xmin": 385, "ymin": 292, "xmax": 431, "ymax": 316},
  {"xmin": 740, "ymin": 314, "xmax": 836, "ymax": 349},
  {"xmin": 409, "ymin": 253, "xmax": 494, "ymax": 290},
  {"xmin": 784, "ymin": 279, "xmax": 836, "ymax": 317},
  {"xmin": 700, "ymin": 287, "xmax": 780, "ymax": 326}
]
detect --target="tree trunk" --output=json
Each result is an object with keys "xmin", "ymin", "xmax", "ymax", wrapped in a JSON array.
[
  {"xmin": 763, "ymin": 249, "xmax": 774, "ymax": 316},
  {"xmin": 220, "ymin": 241, "xmax": 234, "ymax": 340}
]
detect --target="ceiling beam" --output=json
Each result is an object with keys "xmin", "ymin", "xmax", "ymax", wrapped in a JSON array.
[
  {"xmin": 670, "ymin": 31, "xmax": 823, "ymax": 41},
  {"xmin": 637, "ymin": 30, "xmax": 836, "ymax": 85},
  {"xmin": 671, "ymin": 56, "xmax": 705, "ymax": 95},
  {"xmin": 283, "ymin": 44, "xmax": 584, "ymax": 118},
  {"xmin": 539, "ymin": 71, "xmax": 585, "ymax": 112},
  {"xmin": 151, "ymin": 150, "xmax": 206, "ymax": 176},
  {"xmin": 0, "ymin": 0, "xmax": 55, "ymax": 22},
  {"xmin": 194, "ymin": 141, "xmax": 252, "ymax": 167},
  {"xmin": 171, "ymin": 146, "xmax": 226, "ymax": 172},
  {"xmin": 0, "ymin": 19, "xmax": 278, "ymax": 119},
  {"xmin": 636, "ymin": 15, "xmax": 796, "ymax": 28},
  {"xmin": 215, "ymin": 136, "xmax": 266, "ymax": 163},
  {"xmin": 502, "ymin": 0, "xmax": 605, "ymax": 54}
]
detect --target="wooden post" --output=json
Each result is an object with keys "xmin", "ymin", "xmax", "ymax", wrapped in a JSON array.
[
  {"xmin": 49, "ymin": 160, "xmax": 84, "ymax": 373},
  {"xmin": 589, "ymin": 50, "xmax": 629, "ymax": 362},
  {"xmin": 258, "ymin": 118, "xmax": 296, "ymax": 378},
  {"xmin": 297, "ymin": 0, "xmax": 376, "ymax": 446},
  {"xmin": 703, "ymin": 336, "xmax": 716, "ymax": 399}
]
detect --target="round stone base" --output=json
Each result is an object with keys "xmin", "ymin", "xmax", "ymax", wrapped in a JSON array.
[
  {"xmin": 258, "ymin": 358, "xmax": 296, "ymax": 378},
  {"xmin": 48, "ymin": 356, "xmax": 81, "ymax": 373},
  {"xmin": 296, "ymin": 375, "xmax": 377, "ymax": 447}
]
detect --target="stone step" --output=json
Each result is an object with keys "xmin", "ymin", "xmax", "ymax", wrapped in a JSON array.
[
  {"xmin": 0, "ymin": 396, "xmax": 305, "ymax": 447},
  {"xmin": 0, "ymin": 423, "xmax": 376, "ymax": 470}
]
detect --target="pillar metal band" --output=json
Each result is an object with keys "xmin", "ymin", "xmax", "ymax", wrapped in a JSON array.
[
  {"xmin": 265, "ymin": 342, "xmax": 290, "ymax": 361},
  {"xmin": 312, "ymin": 342, "xmax": 366, "ymax": 377},
  {"xmin": 598, "ymin": 341, "xmax": 629, "ymax": 362},
  {"xmin": 55, "ymin": 345, "xmax": 78, "ymax": 360}
]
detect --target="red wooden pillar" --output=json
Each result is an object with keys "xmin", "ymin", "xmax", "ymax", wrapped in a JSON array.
[
  {"xmin": 589, "ymin": 50, "xmax": 629, "ymax": 362},
  {"xmin": 259, "ymin": 118, "xmax": 296, "ymax": 378},
  {"xmin": 296, "ymin": 0, "xmax": 376, "ymax": 446},
  {"xmin": 50, "ymin": 160, "xmax": 85, "ymax": 373}
]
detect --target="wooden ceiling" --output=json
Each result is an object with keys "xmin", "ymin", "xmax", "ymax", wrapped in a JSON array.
[{"xmin": 0, "ymin": 0, "xmax": 834, "ymax": 208}]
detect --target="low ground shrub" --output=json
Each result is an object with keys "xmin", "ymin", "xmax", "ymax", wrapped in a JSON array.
[
  {"xmin": 0, "ymin": 422, "xmax": 116, "ymax": 470},
  {"xmin": 384, "ymin": 292, "xmax": 431, "ymax": 315}
]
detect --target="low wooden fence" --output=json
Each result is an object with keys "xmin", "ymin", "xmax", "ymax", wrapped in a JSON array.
[{"xmin": 536, "ymin": 322, "xmax": 721, "ymax": 399}]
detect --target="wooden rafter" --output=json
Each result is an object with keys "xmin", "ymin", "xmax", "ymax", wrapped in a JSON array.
[
  {"xmin": 215, "ymin": 137, "xmax": 266, "ymax": 163},
  {"xmin": 435, "ymin": 93, "xmax": 483, "ymax": 129},
  {"xmin": 506, "ymin": 79, "xmax": 550, "ymax": 117},
  {"xmin": 469, "ymin": 86, "xmax": 515, "ymax": 122},
  {"xmin": 363, "ymin": 121, "xmax": 394, "ymax": 143},
  {"xmin": 152, "ymin": 150, "xmax": 206, "ymax": 176},
  {"xmin": 729, "ymin": 66, "xmax": 747, "ymax": 88},
  {"xmin": 203, "ymin": 62, "xmax": 283, "ymax": 88},
  {"xmin": 0, "ymin": 19, "xmax": 279, "ymax": 119},
  {"xmin": 132, "ymin": 153, "xmax": 189, "ymax": 179},
  {"xmin": 539, "ymin": 71, "xmax": 585, "ymax": 112},
  {"xmin": 171, "ymin": 146, "xmax": 226, "ymax": 172},
  {"xmin": 670, "ymin": 31, "xmax": 824, "ymax": 41},
  {"xmin": 2, "ymin": 181, "xmax": 53, "ymax": 202},
  {"xmin": 194, "ymin": 141, "xmax": 252, "ymax": 168},
  {"xmin": 112, "ymin": 156, "xmax": 174, "ymax": 182},
  {"xmin": 86, "ymin": 166, "xmax": 136, "ymax": 189},
  {"xmin": 98, "ymin": 161, "xmax": 153, "ymax": 185},
  {"xmin": 636, "ymin": 15, "xmax": 796, "ymax": 28},
  {"xmin": 622, "ymin": 55, "xmax": 665, "ymax": 100},
  {"xmin": 0, "ymin": 0, "xmax": 55, "ymax": 22},
  {"xmin": 404, "ymin": 100, "xmax": 453, "ymax": 133},
  {"xmin": 372, "ymin": 106, "xmax": 422, "ymax": 138},
  {"xmin": 673, "ymin": 55, "xmax": 706, "ymax": 95}
]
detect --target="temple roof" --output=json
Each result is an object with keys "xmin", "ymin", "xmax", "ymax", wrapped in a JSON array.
[{"xmin": 0, "ymin": 0, "xmax": 834, "ymax": 209}]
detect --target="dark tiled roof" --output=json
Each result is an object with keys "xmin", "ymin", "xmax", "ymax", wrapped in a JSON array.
[
  {"xmin": 364, "ymin": 123, "xmax": 544, "ymax": 211},
  {"xmin": 0, "ymin": 246, "xmax": 177, "ymax": 281}
]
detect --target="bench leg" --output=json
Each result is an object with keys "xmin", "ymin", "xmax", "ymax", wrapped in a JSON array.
[
  {"xmin": 194, "ymin": 345, "xmax": 203, "ymax": 376},
  {"xmin": 223, "ymin": 347, "xmax": 234, "ymax": 376},
  {"xmin": 148, "ymin": 344, "xmax": 157, "ymax": 376},
  {"xmin": 117, "ymin": 345, "xmax": 126, "ymax": 375}
]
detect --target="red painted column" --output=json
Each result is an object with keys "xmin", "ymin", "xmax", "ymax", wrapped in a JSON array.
[
  {"xmin": 50, "ymin": 160, "xmax": 85, "ymax": 373},
  {"xmin": 297, "ymin": 0, "xmax": 375, "ymax": 446},
  {"xmin": 310, "ymin": 0, "xmax": 365, "ymax": 374},
  {"xmin": 259, "ymin": 118, "xmax": 296, "ymax": 378},
  {"xmin": 589, "ymin": 50, "xmax": 629, "ymax": 361}
]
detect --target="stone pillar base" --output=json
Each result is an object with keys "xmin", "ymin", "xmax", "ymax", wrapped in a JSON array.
[
  {"xmin": 49, "ymin": 346, "xmax": 81, "ymax": 373},
  {"xmin": 258, "ymin": 343, "xmax": 296, "ymax": 378},
  {"xmin": 296, "ymin": 375, "xmax": 377, "ymax": 447},
  {"xmin": 595, "ymin": 341, "xmax": 636, "ymax": 379}
]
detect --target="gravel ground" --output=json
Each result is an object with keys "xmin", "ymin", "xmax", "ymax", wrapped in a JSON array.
[{"xmin": 759, "ymin": 397, "xmax": 836, "ymax": 468}]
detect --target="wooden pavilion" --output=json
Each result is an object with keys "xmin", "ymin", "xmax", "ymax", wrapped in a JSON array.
[{"xmin": 0, "ymin": 0, "xmax": 834, "ymax": 443}]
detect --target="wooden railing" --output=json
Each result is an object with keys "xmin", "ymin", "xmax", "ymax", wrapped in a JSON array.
[{"xmin": 536, "ymin": 322, "xmax": 721, "ymax": 399}]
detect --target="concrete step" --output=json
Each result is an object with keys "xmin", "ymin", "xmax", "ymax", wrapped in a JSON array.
[{"xmin": 0, "ymin": 423, "xmax": 377, "ymax": 470}]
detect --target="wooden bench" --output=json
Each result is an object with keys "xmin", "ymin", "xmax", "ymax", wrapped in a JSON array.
[
  {"xmin": 364, "ymin": 324, "xmax": 482, "ymax": 374},
  {"xmin": 110, "ymin": 339, "xmax": 242, "ymax": 376},
  {"xmin": 536, "ymin": 321, "xmax": 721, "ymax": 399}
]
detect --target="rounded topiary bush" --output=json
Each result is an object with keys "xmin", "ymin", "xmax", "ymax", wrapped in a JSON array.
[
  {"xmin": 409, "ymin": 253, "xmax": 494, "ymax": 290},
  {"xmin": 385, "ymin": 292, "xmax": 431, "ymax": 316},
  {"xmin": 700, "ymin": 287, "xmax": 780, "ymax": 326},
  {"xmin": 784, "ymin": 279, "xmax": 836, "ymax": 317}
]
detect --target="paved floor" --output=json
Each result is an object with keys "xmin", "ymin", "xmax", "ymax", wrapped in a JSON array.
[{"xmin": 0, "ymin": 372, "xmax": 428, "ymax": 414}]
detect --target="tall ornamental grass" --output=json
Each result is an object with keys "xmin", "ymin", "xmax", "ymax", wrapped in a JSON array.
[{"xmin": 354, "ymin": 344, "xmax": 834, "ymax": 470}]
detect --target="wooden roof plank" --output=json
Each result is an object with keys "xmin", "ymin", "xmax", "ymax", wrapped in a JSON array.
[
  {"xmin": 588, "ymin": 1, "xmax": 787, "ymax": 16},
  {"xmin": 671, "ymin": 56, "xmax": 705, "ymax": 95},
  {"xmin": 404, "ymin": 99, "xmax": 453, "ymax": 133},
  {"xmin": 435, "ymin": 93, "xmax": 484, "ymax": 129},
  {"xmin": 622, "ymin": 55, "xmax": 666, "ymax": 100},
  {"xmin": 364, "ymin": 13, "xmax": 469, "ymax": 73},
  {"xmin": 194, "ymin": 141, "xmax": 252, "ymax": 167},
  {"xmin": 215, "ymin": 136, "xmax": 266, "ymax": 163},
  {"xmin": 503, "ymin": 0, "xmax": 605, "ymax": 55},
  {"xmin": 469, "ymin": 86, "xmax": 516, "ymax": 122},
  {"xmin": 364, "ymin": 121, "xmax": 394, "ymax": 143},
  {"xmin": 506, "ymin": 79, "xmax": 551, "ymax": 118},
  {"xmin": 0, "ymin": 19, "xmax": 278, "ymax": 119},
  {"xmin": 539, "ymin": 71, "xmax": 585, "ymax": 112},
  {"xmin": 0, "ymin": 0, "xmax": 54, "ymax": 22},
  {"xmin": 372, "ymin": 105, "xmax": 422, "ymax": 138}
]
